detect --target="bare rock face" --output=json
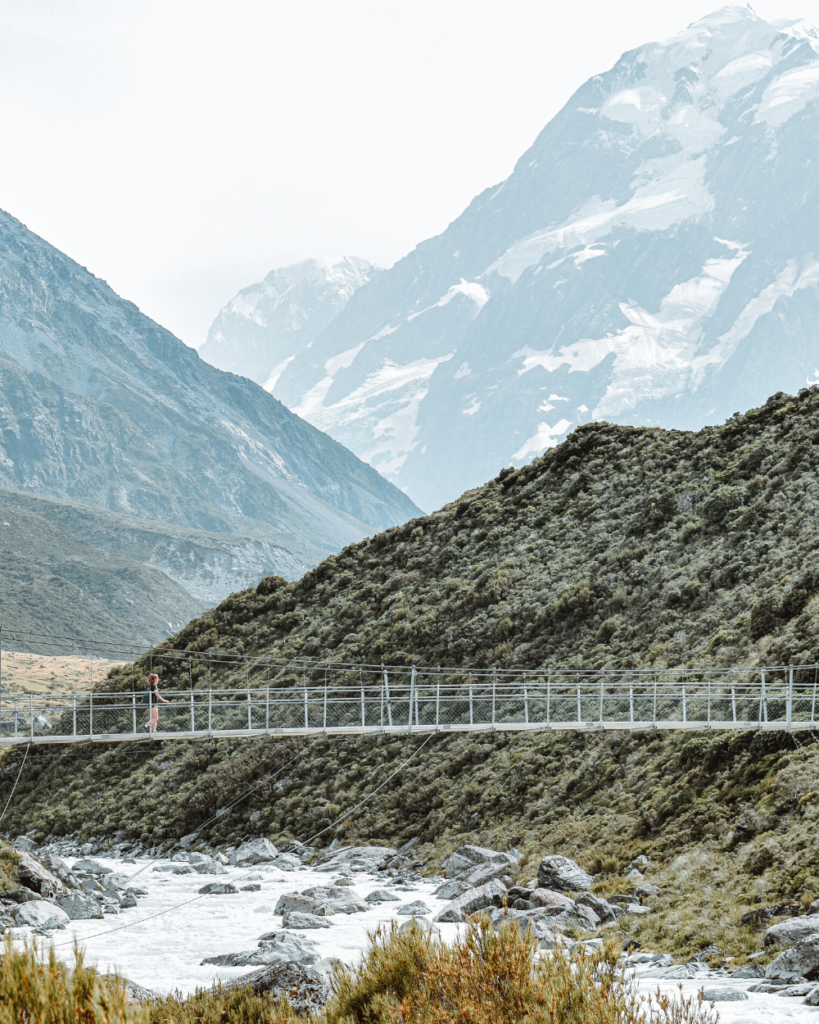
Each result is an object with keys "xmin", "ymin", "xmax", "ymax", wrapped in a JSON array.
[{"xmin": 536, "ymin": 856, "xmax": 594, "ymax": 893}]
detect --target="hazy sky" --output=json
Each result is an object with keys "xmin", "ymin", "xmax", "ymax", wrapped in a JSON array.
[{"xmin": 0, "ymin": 0, "xmax": 817, "ymax": 348}]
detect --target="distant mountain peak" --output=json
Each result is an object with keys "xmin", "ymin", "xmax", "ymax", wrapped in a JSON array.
[
  {"xmin": 200, "ymin": 256, "xmax": 379, "ymax": 387},
  {"xmin": 251, "ymin": 8, "xmax": 819, "ymax": 512}
]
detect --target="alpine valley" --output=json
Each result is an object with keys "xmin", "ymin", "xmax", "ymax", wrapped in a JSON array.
[
  {"xmin": 0, "ymin": 214, "xmax": 420, "ymax": 641},
  {"xmin": 207, "ymin": 7, "xmax": 819, "ymax": 512}
]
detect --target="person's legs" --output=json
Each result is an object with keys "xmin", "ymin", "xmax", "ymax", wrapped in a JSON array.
[{"xmin": 151, "ymin": 707, "xmax": 159, "ymax": 732}]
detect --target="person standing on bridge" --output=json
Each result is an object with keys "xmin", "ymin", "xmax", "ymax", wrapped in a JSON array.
[{"xmin": 144, "ymin": 673, "xmax": 169, "ymax": 733}]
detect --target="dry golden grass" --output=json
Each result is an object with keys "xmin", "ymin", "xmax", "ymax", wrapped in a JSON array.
[
  {"xmin": 0, "ymin": 937, "xmax": 144, "ymax": 1024},
  {"xmin": 321, "ymin": 918, "xmax": 716, "ymax": 1024},
  {"xmin": 0, "ymin": 651, "xmax": 125, "ymax": 693}
]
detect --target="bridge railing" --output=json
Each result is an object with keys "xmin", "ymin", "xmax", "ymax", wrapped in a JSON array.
[{"xmin": 1, "ymin": 664, "xmax": 818, "ymax": 741}]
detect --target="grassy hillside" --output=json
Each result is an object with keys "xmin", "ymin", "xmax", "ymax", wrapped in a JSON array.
[{"xmin": 5, "ymin": 388, "xmax": 819, "ymax": 958}]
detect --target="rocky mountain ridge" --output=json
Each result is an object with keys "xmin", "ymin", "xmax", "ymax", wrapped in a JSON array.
[
  {"xmin": 261, "ymin": 7, "xmax": 819, "ymax": 511},
  {"xmin": 200, "ymin": 257, "xmax": 378, "ymax": 389}
]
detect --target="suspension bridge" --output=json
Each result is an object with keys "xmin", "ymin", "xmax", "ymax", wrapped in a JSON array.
[{"xmin": 0, "ymin": 627, "xmax": 817, "ymax": 746}]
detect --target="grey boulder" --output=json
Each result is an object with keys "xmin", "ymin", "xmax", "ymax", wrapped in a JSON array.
[
  {"xmin": 530, "ymin": 889, "xmax": 574, "ymax": 911},
  {"xmin": 396, "ymin": 900, "xmax": 430, "ymax": 916},
  {"xmin": 434, "ymin": 879, "xmax": 507, "ymax": 923},
  {"xmin": 399, "ymin": 916, "xmax": 439, "ymax": 935},
  {"xmin": 192, "ymin": 858, "xmax": 228, "ymax": 875},
  {"xmin": 72, "ymin": 858, "xmax": 111, "ymax": 875},
  {"xmin": 282, "ymin": 911, "xmax": 334, "ymax": 929},
  {"xmin": 442, "ymin": 845, "xmax": 518, "ymax": 880},
  {"xmin": 766, "ymin": 935, "xmax": 819, "ymax": 982},
  {"xmin": 229, "ymin": 838, "xmax": 279, "ymax": 866},
  {"xmin": 227, "ymin": 961, "xmax": 331, "ymax": 1013},
  {"xmin": 537, "ymin": 856, "xmax": 593, "ymax": 892},
  {"xmin": 633, "ymin": 884, "xmax": 662, "ymax": 899},
  {"xmin": 434, "ymin": 879, "xmax": 471, "ymax": 900},
  {"xmin": 272, "ymin": 853, "xmax": 302, "ymax": 872},
  {"xmin": 575, "ymin": 891, "xmax": 618, "ymax": 924},
  {"xmin": 198, "ymin": 883, "xmax": 238, "ymax": 895},
  {"xmin": 365, "ymin": 889, "xmax": 399, "ymax": 903},
  {"xmin": 316, "ymin": 845, "xmax": 396, "ymax": 874},
  {"xmin": 700, "ymin": 988, "xmax": 749, "ymax": 1002},
  {"xmin": 203, "ymin": 933, "xmax": 319, "ymax": 968},
  {"xmin": 55, "ymin": 893, "xmax": 104, "ymax": 920},
  {"xmin": 766, "ymin": 914, "xmax": 819, "ymax": 948},
  {"xmin": 275, "ymin": 893, "xmax": 316, "ymax": 916},
  {"xmin": 464, "ymin": 861, "xmax": 516, "ymax": 889},
  {"xmin": 14, "ymin": 900, "xmax": 70, "ymax": 930}
]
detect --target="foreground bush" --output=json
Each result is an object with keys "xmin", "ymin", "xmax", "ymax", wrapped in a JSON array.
[
  {"xmin": 148, "ymin": 984, "xmax": 298, "ymax": 1024},
  {"xmin": 324, "ymin": 919, "xmax": 715, "ymax": 1024},
  {"xmin": 0, "ymin": 937, "xmax": 144, "ymax": 1024},
  {"xmin": 7, "ymin": 923, "xmax": 716, "ymax": 1024}
]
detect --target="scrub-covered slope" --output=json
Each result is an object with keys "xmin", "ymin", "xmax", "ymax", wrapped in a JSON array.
[
  {"xmin": 271, "ymin": 8, "xmax": 819, "ymax": 511},
  {"xmin": 6, "ymin": 388, "xmax": 819, "ymax": 962}
]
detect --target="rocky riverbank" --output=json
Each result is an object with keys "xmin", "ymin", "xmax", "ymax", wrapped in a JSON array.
[{"xmin": 4, "ymin": 834, "xmax": 819, "ymax": 1018}]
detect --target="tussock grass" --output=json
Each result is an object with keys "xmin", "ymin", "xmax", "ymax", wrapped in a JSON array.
[
  {"xmin": 0, "ymin": 843, "xmax": 19, "ymax": 891},
  {"xmin": 0, "ymin": 937, "xmax": 144, "ymax": 1024},
  {"xmin": 323, "ymin": 918, "xmax": 715, "ymax": 1024},
  {"xmin": 147, "ymin": 984, "xmax": 298, "ymax": 1024}
]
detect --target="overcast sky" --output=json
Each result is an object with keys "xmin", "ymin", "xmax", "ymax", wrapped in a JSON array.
[{"xmin": 0, "ymin": 0, "xmax": 817, "ymax": 348}]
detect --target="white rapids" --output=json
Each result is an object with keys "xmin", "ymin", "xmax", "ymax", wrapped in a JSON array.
[{"xmin": 6, "ymin": 854, "xmax": 818, "ymax": 1022}]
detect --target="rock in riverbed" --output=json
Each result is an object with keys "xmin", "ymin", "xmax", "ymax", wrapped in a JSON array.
[{"xmin": 537, "ymin": 856, "xmax": 593, "ymax": 893}]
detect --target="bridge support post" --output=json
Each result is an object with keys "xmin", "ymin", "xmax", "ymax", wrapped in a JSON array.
[
  {"xmin": 576, "ymin": 674, "xmax": 581, "ymax": 726},
  {"xmin": 761, "ymin": 668, "xmax": 767, "ymax": 723},
  {"xmin": 89, "ymin": 694, "xmax": 93, "ymax": 738},
  {"xmin": 190, "ymin": 690, "xmax": 195, "ymax": 733},
  {"xmin": 546, "ymin": 670, "xmax": 551, "ymax": 726},
  {"xmin": 383, "ymin": 668, "xmax": 392, "ymax": 727},
  {"xmin": 629, "ymin": 686, "xmax": 633, "ymax": 724},
  {"xmin": 266, "ymin": 687, "xmax": 270, "ymax": 735},
  {"xmin": 360, "ymin": 678, "xmax": 365, "ymax": 729},
  {"xmin": 435, "ymin": 679, "xmax": 440, "ymax": 729},
  {"xmin": 248, "ymin": 688, "xmax": 252, "ymax": 731},
  {"xmin": 599, "ymin": 673, "xmax": 603, "ymax": 725},
  {"xmin": 305, "ymin": 687, "xmax": 310, "ymax": 730},
  {"xmin": 523, "ymin": 674, "xmax": 528, "ymax": 725},
  {"xmin": 682, "ymin": 685, "xmax": 687, "ymax": 723},
  {"xmin": 492, "ymin": 670, "xmax": 496, "ymax": 730},
  {"xmin": 322, "ymin": 682, "xmax": 327, "ymax": 733},
  {"xmin": 132, "ymin": 692, "xmax": 136, "ymax": 734},
  {"xmin": 731, "ymin": 680, "xmax": 736, "ymax": 724},
  {"xmin": 409, "ymin": 667, "xmax": 416, "ymax": 734},
  {"xmin": 13, "ymin": 698, "xmax": 17, "ymax": 738},
  {"xmin": 30, "ymin": 694, "xmax": 33, "ymax": 739},
  {"xmin": 787, "ymin": 665, "xmax": 793, "ymax": 730},
  {"xmin": 468, "ymin": 684, "xmax": 473, "ymax": 727},
  {"xmin": 208, "ymin": 689, "xmax": 212, "ymax": 736},
  {"xmin": 72, "ymin": 697, "xmax": 75, "ymax": 737},
  {"xmin": 812, "ymin": 665, "xmax": 817, "ymax": 726}
]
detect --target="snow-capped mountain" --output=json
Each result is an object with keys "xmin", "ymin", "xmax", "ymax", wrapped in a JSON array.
[
  {"xmin": 200, "ymin": 257, "xmax": 378, "ymax": 388},
  {"xmin": 268, "ymin": 7, "xmax": 819, "ymax": 512},
  {"xmin": 0, "ymin": 211, "xmax": 421, "ymax": 598}
]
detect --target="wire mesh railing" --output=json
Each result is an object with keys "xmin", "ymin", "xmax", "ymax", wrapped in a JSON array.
[{"xmin": 2, "ymin": 663, "xmax": 819, "ymax": 743}]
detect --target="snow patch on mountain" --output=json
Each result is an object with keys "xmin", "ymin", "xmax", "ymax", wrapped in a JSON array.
[{"xmin": 234, "ymin": 6, "xmax": 819, "ymax": 512}]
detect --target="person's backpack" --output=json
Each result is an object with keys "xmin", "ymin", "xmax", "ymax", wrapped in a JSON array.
[{"xmin": 141, "ymin": 687, "xmax": 151, "ymax": 704}]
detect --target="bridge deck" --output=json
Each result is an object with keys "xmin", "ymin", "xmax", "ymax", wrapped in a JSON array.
[{"xmin": 0, "ymin": 669, "xmax": 816, "ymax": 745}]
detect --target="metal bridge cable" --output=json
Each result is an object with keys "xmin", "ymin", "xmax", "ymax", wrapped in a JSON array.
[
  {"xmin": 0, "ymin": 742, "xmax": 30, "ymax": 826},
  {"xmin": 122, "ymin": 741, "xmax": 313, "ymax": 886},
  {"xmin": 52, "ymin": 732, "xmax": 440, "ymax": 948},
  {"xmin": 50, "ymin": 893, "xmax": 210, "ymax": 949},
  {"xmin": 303, "ymin": 730, "xmax": 437, "ymax": 846}
]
